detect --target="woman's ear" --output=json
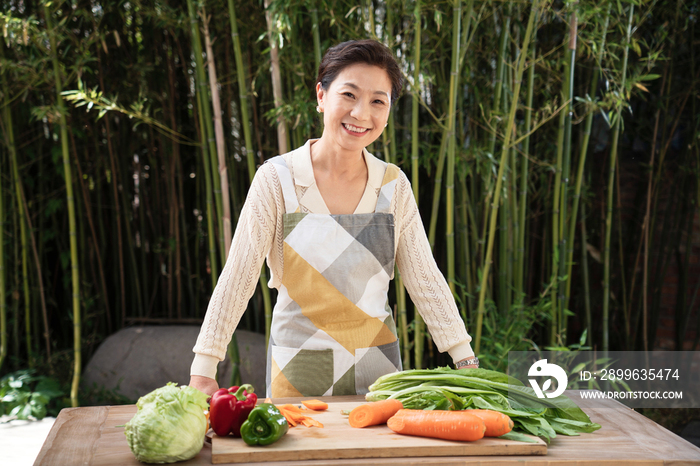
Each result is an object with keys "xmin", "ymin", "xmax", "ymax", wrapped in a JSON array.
[{"xmin": 316, "ymin": 82, "xmax": 325, "ymax": 112}]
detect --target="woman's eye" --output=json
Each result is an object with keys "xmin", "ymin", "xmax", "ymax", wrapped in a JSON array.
[
  {"xmin": 344, "ymin": 92, "xmax": 355, "ymax": 98},
  {"xmin": 374, "ymin": 99, "xmax": 386, "ymax": 105}
]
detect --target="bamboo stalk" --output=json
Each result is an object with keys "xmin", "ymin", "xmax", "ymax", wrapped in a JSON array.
[
  {"xmin": 202, "ymin": 9, "xmax": 233, "ymax": 262},
  {"xmin": 459, "ymin": 182, "xmax": 472, "ymax": 319},
  {"xmin": 580, "ymin": 189, "xmax": 592, "ymax": 346},
  {"xmin": 428, "ymin": 131, "xmax": 449, "ymax": 248},
  {"xmin": 9, "ymin": 131, "xmax": 31, "ymax": 363},
  {"xmin": 44, "ymin": 2, "xmax": 80, "ymax": 406},
  {"xmin": 446, "ymin": 0, "xmax": 462, "ymax": 299},
  {"xmin": 3, "ymin": 44, "xmax": 31, "ymax": 364},
  {"xmin": 187, "ymin": 0, "xmax": 219, "ymax": 285},
  {"xmin": 410, "ymin": 0, "xmax": 425, "ymax": 370},
  {"xmin": 11, "ymin": 193, "xmax": 19, "ymax": 360},
  {"xmin": 515, "ymin": 35, "xmax": 537, "ymax": 300},
  {"xmin": 165, "ymin": 31, "xmax": 182, "ymax": 318},
  {"xmin": 486, "ymin": 6, "xmax": 510, "ymax": 163},
  {"xmin": 195, "ymin": 77, "xmax": 219, "ymax": 286},
  {"xmin": 564, "ymin": 2, "xmax": 610, "ymax": 312},
  {"xmin": 550, "ymin": 56, "xmax": 568, "ymax": 344},
  {"xmin": 480, "ymin": 7, "xmax": 511, "ymax": 249},
  {"xmin": 474, "ymin": 0, "xmax": 540, "ymax": 354},
  {"xmin": 602, "ymin": 3, "xmax": 634, "ymax": 353},
  {"xmin": 310, "ymin": 6, "xmax": 322, "ymax": 74},
  {"xmin": 411, "ymin": 0, "xmax": 421, "ymax": 199},
  {"xmin": 188, "ymin": 0, "xmax": 224, "ymax": 272},
  {"xmin": 558, "ymin": 10, "xmax": 577, "ymax": 343},
  {"xmin": 0, "ymin": 40, "xmax": 8, "ymax": 370},
  {"xmin": 0, "ymin": 162, "xmax": 4, "ymax": 371},
  {"xmin": 228, "ymin": 0, "xmax": 256, "ymax": 181},
  {"xmin": 498, "ymin": 46, "xmax": 512, "ymax": 316},
  {"xmin": 264, "ymin": 0, "xmax": 288, "ymax": 155}
]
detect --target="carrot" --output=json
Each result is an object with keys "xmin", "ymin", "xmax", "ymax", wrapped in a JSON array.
[
  {"xmin": 387, "ymin": 409, "xmax": 486, "ymax": 442},
  {"xmin": 465, "ymin": 409, "xmax": 514, "ymax": 437},
  {"xmin": 301, "ymin": 417, "xmax": 324, "ymax": 428},
  {"xmin": 276, "ymin": 405, "xmax": 304, "ymax": 426},
  {"xmin": 277, "ymin": 404, "xmax": 305, "ymax": 413},
  {"xmin": 348, "ymin": 399, "xmax": 404, "ymax": 428},
  {"xmin": 301, "ymin": 399, "xmax": 329, "ymax": 411},
  {"xmin": 275, "ymin": 404, "xmax": 324, "ymax": 428}
]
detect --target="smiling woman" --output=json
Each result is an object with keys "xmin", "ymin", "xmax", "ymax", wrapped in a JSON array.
[
  {"xmin": 311, "ymin": 63, "xmax": 393, "ymax": 214},
  {"xmin": 189, "ymin": 40, "xmax": 477, "ymax": 399}
]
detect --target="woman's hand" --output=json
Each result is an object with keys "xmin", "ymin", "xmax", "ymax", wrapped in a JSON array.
[{"xmin": 189, "ymin": 375, "xmax": 219, "ymax": 396}]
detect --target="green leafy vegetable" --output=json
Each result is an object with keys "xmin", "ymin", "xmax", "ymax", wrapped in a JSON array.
[
  {"xmin": 1, "ymin": 370, "xmax": 63, "ymax": 421},
  {"xmin": 366, "ymin": 367, "xmax": 601, "ymax": 442},
  {"xmin": 125, "ymin": 382, "xmax": 209, "ymax": 464}
]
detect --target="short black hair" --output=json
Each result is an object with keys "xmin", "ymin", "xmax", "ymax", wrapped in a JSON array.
[{"xmin": 317, "ymin": 40, "xmax": 403, "ymax": 105}]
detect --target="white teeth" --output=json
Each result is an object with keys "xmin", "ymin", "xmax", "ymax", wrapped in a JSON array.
[{"xmin": 343, "ymin": 123, "xmax": 369, "ymax": 133}]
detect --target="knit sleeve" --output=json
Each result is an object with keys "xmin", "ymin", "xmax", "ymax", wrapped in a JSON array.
[
  {"xmin": 191, "ymin": 162, "xmax": 282, "ymax": 375},
  {"xmin": 393, "ymin": 172, "xmax": 474, "ymax": 361}
]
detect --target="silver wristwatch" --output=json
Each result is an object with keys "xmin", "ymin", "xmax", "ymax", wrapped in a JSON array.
[{"xmin": 455, "ymin": 357, "xmax": 479, "ymax": 369}]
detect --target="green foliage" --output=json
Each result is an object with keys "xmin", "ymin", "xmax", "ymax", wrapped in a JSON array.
[
  {"xmin": 0, "ymin": 370, "xmax": 63, "ymax": 421},
  {"xmin": 473, "ymin": 295, "xmax": 551, "ymax": 373}
]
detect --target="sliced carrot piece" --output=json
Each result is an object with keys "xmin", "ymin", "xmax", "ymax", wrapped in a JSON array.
[
  {"xmin": 275, "ymin": 403, "xmax": 324, "ymax": 428},
  {"xmin": 302, "ymin": 399, "xmax": 329, "ymax": 411},
  {"xmin": 278, "ymin": 403, "xmax": 304, "ymax": 413},
  {"xmin": 301, "ymin": 417, "xmax": 324, "ymax": 428}
]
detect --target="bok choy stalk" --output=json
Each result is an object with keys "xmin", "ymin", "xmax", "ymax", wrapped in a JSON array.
[{"xmin": 366, "ymin": 368, "xmax": 601, "ymax": 442}]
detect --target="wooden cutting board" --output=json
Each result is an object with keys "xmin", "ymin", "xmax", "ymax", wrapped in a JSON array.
[{"xmin": 212, "ymin": 401, "xmax": 546, "ymax": 464}]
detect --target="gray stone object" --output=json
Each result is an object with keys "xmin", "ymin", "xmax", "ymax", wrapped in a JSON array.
[
  {"xmin": 681, "ymin": 420, "xmax": 700, "ymax": 448},
  {"xmin": 82, "ymin": 326, "xmax": 266, "ymax": 402}
]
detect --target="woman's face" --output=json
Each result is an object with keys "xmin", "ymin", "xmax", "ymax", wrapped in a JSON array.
[{"xmin": 316, "ymin": 63, "xmax": 392, "ymax": 155}]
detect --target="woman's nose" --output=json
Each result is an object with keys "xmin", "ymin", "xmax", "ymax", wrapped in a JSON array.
[{"xmin": 350, "ymin": 100, "xmax": 370, "ymax": 120}]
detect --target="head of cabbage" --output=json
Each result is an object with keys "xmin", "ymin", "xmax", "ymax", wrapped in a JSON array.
[{"xmin": 125, "ymin": 382, "xmax": 209, "ymax": 464}]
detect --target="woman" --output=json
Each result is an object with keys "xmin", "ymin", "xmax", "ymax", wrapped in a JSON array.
[{"xmin": 189, "ymin": 40, "xmax": 477, "ymax": 398}]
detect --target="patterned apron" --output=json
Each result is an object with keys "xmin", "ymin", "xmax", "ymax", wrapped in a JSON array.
[{"xmin": 265, "ymin": 155, "xmax": 402, "ymax": 398}]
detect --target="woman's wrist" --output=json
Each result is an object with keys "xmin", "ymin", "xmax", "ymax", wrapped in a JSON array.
[{"xmin": 455, "ymin": 356, "xmax": 479, "ymax": 369}]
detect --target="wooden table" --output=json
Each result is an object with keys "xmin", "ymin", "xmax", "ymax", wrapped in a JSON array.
[{"xmin": 35, "ymin": 392, "xmax": 700, "ymax": 465}]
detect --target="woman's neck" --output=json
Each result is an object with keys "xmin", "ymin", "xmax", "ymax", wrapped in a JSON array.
[
  {"xmin": 309, "ymin": 138, "xmax": 368, "ymax": 214},
  {"xmin": 309, "ymin": 137, "xmax": 366, "ymax": 180}
]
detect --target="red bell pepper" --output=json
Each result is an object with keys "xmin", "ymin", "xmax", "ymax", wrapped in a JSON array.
[{"xmin": 209, "ymin": 384, "xmax": 257, "ymax": 437}]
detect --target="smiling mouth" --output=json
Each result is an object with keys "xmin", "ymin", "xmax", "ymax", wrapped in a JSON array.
[{"xmin": 343, "ymin": 123, "xmax": 371, "ymax": 134}]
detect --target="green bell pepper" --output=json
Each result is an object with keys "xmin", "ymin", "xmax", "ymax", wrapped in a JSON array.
[{"xmin": 240, "ymin": 403, "xmax": 289, "ymax": 446}]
